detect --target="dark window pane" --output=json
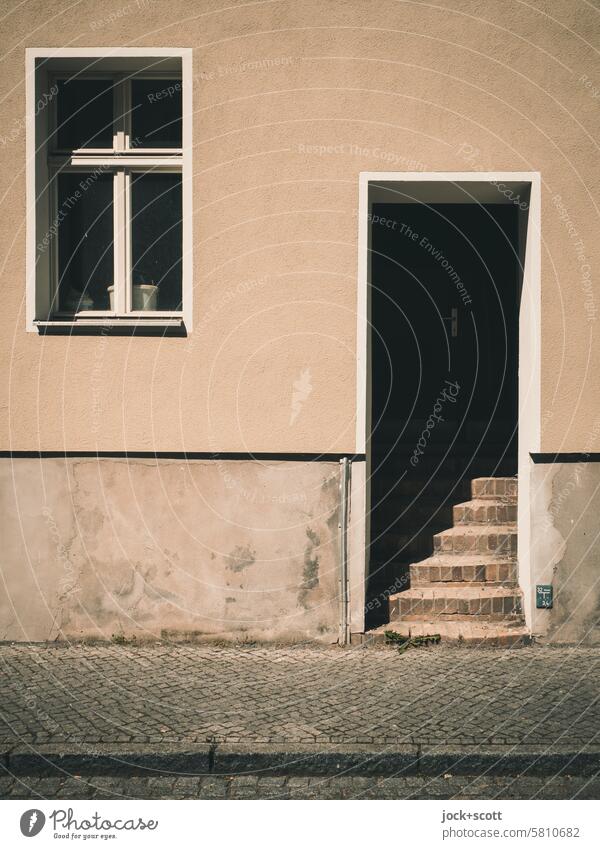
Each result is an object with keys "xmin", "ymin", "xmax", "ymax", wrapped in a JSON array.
[
  {"xmin": 57, "ymin": 173, "xmax": 114, "ymax": 312},
  {"xmin": 131, "ymin": 79, "xmax": 182, "ymax": 148},
  {"xmin": 56, "ymin": 79, "xmax": 114, "ymax": 149},
  {"xmin": 131, "ymin": 173, "xmax": 182, "ymax": 310}
]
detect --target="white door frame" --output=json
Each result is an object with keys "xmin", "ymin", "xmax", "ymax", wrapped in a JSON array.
[{"xmin": 356, "ymin": 171, "xmax": 541, "ymax": 629}]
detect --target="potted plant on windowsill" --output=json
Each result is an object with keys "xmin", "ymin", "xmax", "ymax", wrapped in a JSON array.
[
  {"xmin": 65, "ymin": 288, "xmax": 95, "ymax": 312},
  {"xmin": 107, "ymin": 275, "xmax": 159, "ymax": 311}
]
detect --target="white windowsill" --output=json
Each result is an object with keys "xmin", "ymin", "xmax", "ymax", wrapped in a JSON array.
[{"xmin": 33, "ymin": 317, "xmax": 185, "ymax": 333}]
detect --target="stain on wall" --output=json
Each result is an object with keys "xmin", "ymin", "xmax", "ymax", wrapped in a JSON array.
[
  {"xmin": 298, "ymin": 527, "xmax": 321, "ymax": 608},
  {"xmin": 225, "ymin": 545, "xmax": 256, "ymax": 573}
]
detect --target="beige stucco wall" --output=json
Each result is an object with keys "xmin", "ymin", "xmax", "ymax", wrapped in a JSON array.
[
  {"xmin": 0, "ymin": 0, "xmax": 599, "ymax": 452},
  {"xmin": 0, "ymin": 458, "xmax": 342, "ymax": 642}
]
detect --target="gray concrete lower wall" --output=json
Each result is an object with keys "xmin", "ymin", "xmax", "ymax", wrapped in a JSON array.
[
  {"xmin": 0, "ymin": 458, "xmax": 344, "ymax": 643},
  {"xmin": 7, "ymin": 455, "xmax": 597, "ymax": 645},
  {"xmin": 531, "ymin": 461, "xmax": 600, "ymax": 644}
]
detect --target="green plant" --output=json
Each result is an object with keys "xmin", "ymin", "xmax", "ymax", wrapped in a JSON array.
[
  {"xmin": 384, "ymin": 629, "xmax": 440, "ymax": 654},
  {"xmin": 110, "ymin": 633, "xmax": 137, "ymax": 645}
]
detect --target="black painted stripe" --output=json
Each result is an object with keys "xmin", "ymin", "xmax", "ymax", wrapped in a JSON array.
[
  {"xmin": 0, "ymin": 451, "xmax": 366, "ymax": 462},
  {"xmin": 531, "ymin": 453, "xmax": 600, "ymax": 464}
]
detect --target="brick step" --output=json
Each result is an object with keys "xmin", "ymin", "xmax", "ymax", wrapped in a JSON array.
[
  {"xmin": 434, "ymin": 525, "xmax": 517, "ymax": 556},
  {"xmin": 389, "ymin": 585, "xmax": 523, "ymax": 620},
  {"xmin": 471, "ymin": 477, "xmax": 517, "ymax": 501},
  {"xmin": 366, "ymin": 621, "xmax": 531, "ymax": 647},
  {"xmin": 410, "ymin": 554, "xmax": 518, "ymax": 585},
  {"xmin": 453, "ymin": 498, "xmax": 517, "ymax": 525}
]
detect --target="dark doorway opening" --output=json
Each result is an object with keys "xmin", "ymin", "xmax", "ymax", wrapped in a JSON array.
[{"xmin": 367, "ymin": 196, "xmax": 524, "ymax": 628}]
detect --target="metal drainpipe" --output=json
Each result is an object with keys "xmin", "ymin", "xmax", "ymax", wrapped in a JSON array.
[{"xmin": 339, "ymin": 457, "xmax": 351, "ymax": 646}]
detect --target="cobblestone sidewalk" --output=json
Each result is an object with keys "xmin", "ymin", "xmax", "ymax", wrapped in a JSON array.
[
  {"xmin": 2, "ymin": 773, "xmax": 598, "ymax": 800},
  {"xmin": 1, "ymin": 643, "xmax": 598, "ymax": 748}
]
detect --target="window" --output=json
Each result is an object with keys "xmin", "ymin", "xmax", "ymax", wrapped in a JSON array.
[{"xmin": 27, "ymin": 51, "xmax": 192, "ymax": 331}]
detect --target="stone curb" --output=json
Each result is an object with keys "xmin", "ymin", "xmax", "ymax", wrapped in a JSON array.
[
  {"xmin": 212, "ymin": 744, "xmax": 419, "ymax": 776},
  {"xmin": 2, "ymin": 743, "xmax": 599, "ymax": 778}
]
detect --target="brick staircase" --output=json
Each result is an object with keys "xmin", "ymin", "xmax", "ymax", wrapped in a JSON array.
[{"xmin": 369, "ymin": 476, "xmax": 530, "ymax": 646}]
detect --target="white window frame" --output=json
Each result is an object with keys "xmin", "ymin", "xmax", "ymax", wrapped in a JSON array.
[{"xmin": 26, "ymin": 48, "xmax": 193, "ymax": 332}]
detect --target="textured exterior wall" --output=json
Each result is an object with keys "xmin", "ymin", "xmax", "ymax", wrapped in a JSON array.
[
  {"xmin": 1, "ymin": 2, "xmax": 600, "ymax": 642},
  {"xmin": 0, "ymin": 458, "xmax": 341, "ymax": 642},
  {"xmin": 0, "ymin": 0, "xmax": 599, "ymax": 452},
  {"xmin": 531, "ymin": 461, "xmax": 600, "ymax": 644}
]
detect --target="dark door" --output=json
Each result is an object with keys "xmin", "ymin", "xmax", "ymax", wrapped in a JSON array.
[
  {"xmin": 371, "ymin": 202, "xmax": 519, "ymax": 465},
  {"xmin": 367, "ymin": 202, "xmax": 520, "ymax": 622}
]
